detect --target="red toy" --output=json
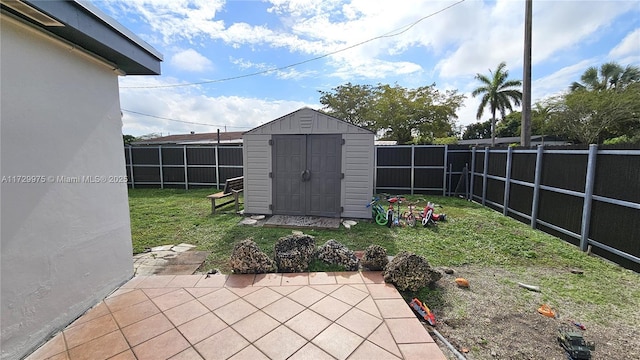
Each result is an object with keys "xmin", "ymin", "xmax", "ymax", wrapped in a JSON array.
[{"xmin": 409, "ymin": 298, "xmax": 436, "ymax": 326}]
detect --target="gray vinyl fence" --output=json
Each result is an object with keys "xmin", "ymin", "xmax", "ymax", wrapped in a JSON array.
[{"xmin": 125, "ymin": 144, "xmax": 639, "ymax": 272}]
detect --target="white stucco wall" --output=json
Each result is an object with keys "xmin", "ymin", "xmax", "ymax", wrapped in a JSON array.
[{"xmin": 1, "ymin": 16, "xmax": 134, "ymax": 359}]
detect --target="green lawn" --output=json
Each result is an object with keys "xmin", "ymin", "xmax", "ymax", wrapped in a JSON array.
[{"xmin": 128, "ymin": 188, "xmax": 639, "ymax": 323}]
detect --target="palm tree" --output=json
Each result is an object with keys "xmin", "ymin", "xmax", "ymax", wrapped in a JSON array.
[
  {"xmin": 472, "ymin": 62, "xmax": 523, "ymax": 146},
  {"xmin": 570, "ymin": 62, "xmax": 640, "ymax": 92}
]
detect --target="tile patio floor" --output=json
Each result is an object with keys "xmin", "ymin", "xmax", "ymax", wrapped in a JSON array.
[{"xmin": 26, "ymin": 272, "xmax": 446, "ymax": 360}]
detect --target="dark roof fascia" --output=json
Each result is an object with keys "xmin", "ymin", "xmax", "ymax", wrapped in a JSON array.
[{"xmin": 4, "ymin": 0, "xmax": 162, "ymax": 75}]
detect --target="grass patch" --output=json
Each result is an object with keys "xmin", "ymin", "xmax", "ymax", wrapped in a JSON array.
[{"xmin": 128, "ymin": 188, "xmax": 639, "ymax": 324}]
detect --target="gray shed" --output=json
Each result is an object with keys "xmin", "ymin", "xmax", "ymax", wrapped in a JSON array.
[{"xmin": 243, "ymin": 107, "xmax": 374, "ymax": 219}]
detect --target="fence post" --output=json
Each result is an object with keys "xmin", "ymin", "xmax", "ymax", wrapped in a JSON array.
[
  {"xmin": 410, "ymin": 145, "xmax": 415, "ymax": 195},
  {"xmin": 503, "ymin": 146, "xmax": 513, "ymax": 215},
  {"xmin": 580, "ymin": 144, "xmax": 598, "ymax": 252},
  {"xmin": 448, "ymin": 163, "xmax": 453, "ymax": 197},
  {"xmin": 158, "ymin": 146, "xmax": 164, "ymax": 189},
  {"xmin": 128, "ymin": 145, "xmax": 135, "ymax": 189},
  {"xmin": 482, "ymin": 147, "xmax": 489, "ymax": 206},
  {"xmin": 183, "ymin": 145, "xmax": 189, "ymax": 190},
  {"xmin": 530, "ymin": 145, "xmax": 544, "ymax": 228},
  {"xmin": 442, "ymin": 145, "xmax": 448, "ymax": 196},
  {"xmin": 215, "ymin": 145, "xmax": 220, "ymax": 188},
  {"xmin": 470, "ymin": 147, "xmax": 476, "ymax": 201},
  {"xmin": 373, "ymin": 146, "xmax": 378, "ymax": 194}
]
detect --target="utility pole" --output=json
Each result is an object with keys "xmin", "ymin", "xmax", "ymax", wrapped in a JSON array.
[{"xmin": 521, "ymin": 0, "xmax": 532, "ymax": 147}]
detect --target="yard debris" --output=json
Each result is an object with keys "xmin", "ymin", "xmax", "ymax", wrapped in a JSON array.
[
  {"xmin": 455, "ymin": 278, "xmax": 470, "ymax": 288},
  {"xmin": 239, "ymin": 218, "xmax": 258, "ymax": 225},
  {"xmin": 316, "ymin": 239, "xmax": 359, "ymax": 271},
  {"xmin": 537, "ymin": 304, "xmax": 556, "ymax": 318},
  {"xmin": 517, "ymin": 282, "xmax": 541, "ymax": 292},
  {"xmin": 570, "ymin": 268, "xmax": 584, "ymax": 275},
  {"xmin": 250, "ymin": 215, "xmax": 266, "ymax": 220},
  {"xmin": 342, "ymin": 219, "xmax": 357, "ymax": 229},
  {"xmin": 274, "ymin": 234, "xmax": 316, "ymax": 272},
  {"xmin": 383, "ymin": 251, "xmax": 442, "ymax": 291},
  {"xmin": 361, "ymin": 245, "xmax": 389, "ymax": 271},
  {"xmin": 229, "ymin": 239, "xmax": 276, "ymax": 274},
  {"xmin": 443, "ymin": 268, "xmax": 455, "ymax": 274}
]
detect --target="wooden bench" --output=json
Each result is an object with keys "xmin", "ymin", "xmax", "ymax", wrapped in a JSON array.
[{"xmin": 207, "ymin": 176, "xmax": 244, "ymax": 214}]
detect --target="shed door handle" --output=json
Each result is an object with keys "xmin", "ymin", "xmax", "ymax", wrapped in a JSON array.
[{"xmin": 301, "ymin": 169, "xmax": 310, "ymax": 182}]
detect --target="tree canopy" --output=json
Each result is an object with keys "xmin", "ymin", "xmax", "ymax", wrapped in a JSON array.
[
  {"xmin": 547, "ymin": 62, "xmax": 640, "ymax": 144},
  {"xmin": 319, "ymin": 83, "xmax": 465, "ymax": 144},
  {"xmin": 472, "ymin": 61, "xmax": 522, "ymax": 146}
]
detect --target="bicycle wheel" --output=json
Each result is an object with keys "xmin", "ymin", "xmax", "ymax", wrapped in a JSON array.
[
  {"xmin": 422, "ymin": 209, "xmax": 433, "ymax": 227},
  {"xmin": 375, "ymin": 212, "xmax": 388, "ymax": 226},
  {"xmin": 406, "ymin": 213, "xmax": 416, "ymax": 227}
]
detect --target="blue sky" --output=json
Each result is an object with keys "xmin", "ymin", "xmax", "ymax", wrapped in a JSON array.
[{"xmin": 92, "ymin": 0, "xmax": 640, "ymax": 137}]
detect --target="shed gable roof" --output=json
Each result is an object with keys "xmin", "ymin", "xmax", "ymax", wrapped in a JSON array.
[{"xmin": 244, "ymin": 107, "xmax": 373, "ymax": 136}]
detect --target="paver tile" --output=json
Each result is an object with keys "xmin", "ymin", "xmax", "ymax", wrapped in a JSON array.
[
  {"xmin": 287, "ymin": 286, "xmax": 326, "ymax": 307},
  {"xmin": 104, "ymin": 289, "xmax": 148, "ymax": 313},
  {"xmin": 67, "ymin": 331, "xmax": 128, "ymax": 360},
  {"xmin": 312, "ymin": 323, "xmax": 364, "ymax": 360},
  {"xmin": 281, "ymin": 273, "xmax": 309, "ymax": 286},
  {"xmin": 136, "ymin": 275, "xmax": 176, "ymax": 288},
  {"xmin": 225, "ymin": 274, "xmax": 256, "ymax": 288},
  {"xmin": 111, "ymin": 300, "xmax": 160, "ymax": 328},
  {"xmin": 398, "ymin": 343, "xmax": 447, "ymax": 360},
  {"xmin": 285, "ymin": 309, "xmax": 332, "ymax": 341},
  {"xmin": 24, "ymin": 332, "xmax": 66, "ymax": 360},
  {"xmin": 288, "ymin": 343, "xmax": 335, "ymax": 360},
  {"xmin": 198, "ymin": 288, "xmax": 239, "ymax": 311},
  {"xmin": 141, "ymin": 288, "xmax": 175, "ymax": 299},
  {"xmin": 355, "ymin": 296, "xmax": 382, "ymax": 318},
  {"xmin": 231, "ymin": 311, "xmax": 280, "ymax": 342},
  {"xmin": 68, "ymin": 302, "xmax": 111, "ymax": 329},
  {"xmin": 385, "ymin": 318, "xmax": 434, "ymax": 344},
  {"xmin": 169, "ymin": 347, "xmax": 204, "ymax": 360},
  {"xmin": 213, "ymin": 298, "xmax": 258, "ymax": 325},
  {"xmin": 366, "ymin": 323, "xmax": 402, "ymax": 357},
  {"xmin": 177, "ymin": 312, "xmax": 228, "ymax": 345},
  {"xmin": 243, "ymin": 287, "xmax": 283, "ymax": 309},
  {"xmin": 166, "ymin": 275, "xmax": 201, "ymax": 288},
  {"xmin": 108, "ymin": 349, "xmax": 136, "ymax": 360},
  {"xmin": 194, "ymin": 274, "xmax": 227, "ymax": 287},
  {"xmin": 309, "ymin": 295, "xmax": 351, "ymax": 321},
  {"xmin": 195, "ymin": 327, "xmax": 249, "ymax": 360},
  {"xmin": 228, "ymin": 345, "xmax": 270, "ymax": 360},
  {"xmin": 375, "ymin": 298, "xmax": 416, "ymax": 318},
  {"xmin": 262, "ymin": 297, "xmax": 305, "ymax": 323},
  {"xmin": 334, "ymin": 272, "xmax": 364, "ymax": 284},
  {"xmin": 311, "ymin": 284, "xmax": 342, "ymax": 294},
  {"xmin": 360, "ymin": 271, "xmax": 385, "ymax": 284},
  {"xmin": 365, "ymin": 283, "xmax": 403, "ymax": 299},
  {"xmin": 330, "ymin": 285, "xmax": 368, "ymax": 306},
  {"xmin": 254, "ymin": 325, "xmax": 307, "ymax": 360},
  {"xmin": 63, "ymin": 314, "xmax": 118, "ymax": 349},
  {"xmin": 253, "ymin": 273, "xmax": 282, "ymax": 287},
  {"xmin": 121, "ymin": 313, "xmax": 174, "ymax": 346},
  {"xmin": 185, "ymin": 287, "xmax": 217, "ymax": 298},
  {"xmin": 336, "ymin": 307, "xmax": 382, "ymax": 338},
  {"xmin": 308, "ymin": 272, "xmax": 337, "ymax": 285},
  {"xmin": 163, "ymin": 299, "xmax": 210, "ymax": 326},
  {"xmin": 151, "ymin": 289, "xmax": 195, "ymax": 311},
  {"xmin": 347, "ymin": 340, "xmax": 401, "ymax": 360},
  {"xmin": 132, "ymin": 329, "xmax": 190, "ymax": 360}
]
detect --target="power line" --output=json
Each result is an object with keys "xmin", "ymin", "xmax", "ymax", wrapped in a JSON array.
[
  {"xmin": 121, "ymin": 109, "xmax": 250, "ymax": 129},
  {"xmin": 122, "ymin": 0, "xmax": 466, "ymax": 89}
]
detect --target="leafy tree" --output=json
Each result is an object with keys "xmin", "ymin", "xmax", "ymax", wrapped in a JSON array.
[
  {"xmin": 570, "ymin": 62, "xmax": 640, "ymax": 92},
  {"xmin": 319, "ymin": 83, "xmax": 465, "ymax": 144},
  {"xmin": 318, "ymin": 83, "xmax": 376, "ymax": 129},
  {"xmin": 547, "ymin": 83, "xmax": 640, "ymax": 144},
  {"xmin": 496, "ymin": 112, "xmax": 521, "ymax": 138},
  {"xmin": 123, "ymin": 134, "xmax": 137, "ymax": 144},
  {"xmin": 472, "ymin": 62, "xmax": 522, "ymax": 146},
  {"xmin": 462, "ymin": 121, "xmax": 491, "ymax": 140}
]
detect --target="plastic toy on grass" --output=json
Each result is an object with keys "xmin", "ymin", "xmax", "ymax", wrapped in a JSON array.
[
  {"xmin": 557, "ymin": 323, "xmax": 595, "ymax": 360},
  {"xmin": 408, "ymin": 298, "xmax": 437, "ymax": 326}
]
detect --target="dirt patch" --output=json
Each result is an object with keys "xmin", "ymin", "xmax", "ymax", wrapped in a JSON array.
[{"xmin": 419, "ymin": 265, "xmax": 640, "ymax": 359}]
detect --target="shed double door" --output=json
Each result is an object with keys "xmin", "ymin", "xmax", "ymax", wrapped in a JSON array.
[{"xmin": 272, "ymin": 134, "xmax": 342, "ymax": 217}]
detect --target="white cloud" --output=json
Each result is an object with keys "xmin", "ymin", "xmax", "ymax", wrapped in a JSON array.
[
  {"xmin": 118, "ymin": 77, "xmax": 316, "ymax": 136},
  {"xmin": 170, "ymin": 49, "xmax": 213, "ymax": 72},
  {"xmin": 609, "ymin": 28, "xmax": 640, "ymax": 59}
]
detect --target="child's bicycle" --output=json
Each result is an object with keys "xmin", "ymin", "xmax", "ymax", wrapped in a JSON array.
[
  {"xmin": 385, "ymin": 195, "xmax": 406, "ymax": 227},
  {"xmin": 401, "ymin": 200, "xmax": 447, "ymax": 227},
  {"xmin": 420, "ymin": 201, "xmax": 447, "ymax": 227},
  {"xmin": 366, "ymin": 197, "xmax": 389, "ymax": 226}
]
